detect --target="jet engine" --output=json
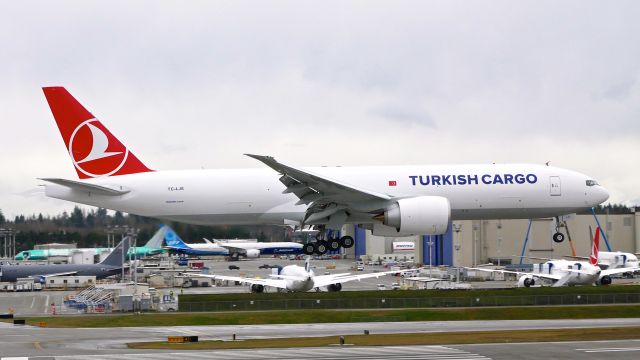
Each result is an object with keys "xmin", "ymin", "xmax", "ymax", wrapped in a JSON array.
[
  {"xmin": 374, "ymin": 196, "xmax": 450, "ymax": 236},
  {"xmin": 251, "ymin": 284, "xmax": 265, "ymax": 293},
  {"xmin": 245, "ymin": 249, "xmax": 260, "ymax": 258},
  {"xmin": 598, "ymin": 275, "xmax": 612, "ymax": 286},
  {"xmin": 327, "ymin": 283, "xmax": 342, "ymax": 292},
  {"xmin": 518, "ymin": 275, "xmax": 536, "ymax": 288}
]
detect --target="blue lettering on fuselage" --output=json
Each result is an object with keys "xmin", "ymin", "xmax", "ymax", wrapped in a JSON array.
[{"xmin": 409, "ymin": 173, "xmax": 538, "ymax": 186}]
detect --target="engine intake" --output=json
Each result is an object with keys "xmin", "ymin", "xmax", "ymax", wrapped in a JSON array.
[
  {"xmin": 598, "ymin": 275, "xmax": 612, "ymax": 286},
  {"xmin": 379, "ymin": 196, "xmax": 450, "ymax": 235},
  {"xmin": 245, "ymin": 249, "xmax": 260, "ymax": 258}
]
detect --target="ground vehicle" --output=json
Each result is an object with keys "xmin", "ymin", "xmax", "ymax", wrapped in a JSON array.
[
  {"xmin": 391, "ymin": 282, "xmax": 401, "ymax": 290},
  {"xmin": 356, "ymin": 264, "xmax": 365, "ymax": 271},
  {"xmin": 376, "ymin": 284, "xmax": 386, "ymax": 290},
  {"xmin": 228, "ymin": 265, "xmax": 240, "ymax": 270}
]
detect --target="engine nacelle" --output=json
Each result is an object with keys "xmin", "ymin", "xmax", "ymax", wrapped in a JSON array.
[
  {"xmin": 378, "ymin": 196, "xmax": 450, "ymax": 236},
  {"xmin": 245, "ymin": 249, "xmax": 260, "ymax": 258},
  {"xmin": 327, "ymin": 283, "xmax": 342, "ymax": 292},
  {"xmin": 598, "ymin": 275, "xmax": 612, "ymax": 286},
  {"xmin": 251, "ymin": 284, "xmax": 265, "ymax": 293},
  {"xmin": 518, "ymin": 275, "xmax": 536, "ymax": 288}
]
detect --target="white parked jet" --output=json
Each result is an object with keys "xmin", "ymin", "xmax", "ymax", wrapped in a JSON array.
[
  {"xmin": 40, "ymin": 87, "xmax": 609, "ymax": 254},
  {"xmin": 566, "ymin": 251, "xmax": 639, "ymax": 271},
  {"xmin": 192, "ymin": 256, "xmax": 408, "ymax": 292},
  {"xmin": 469, "ymin": 228, "xmax": 639, "ymax": 287}
]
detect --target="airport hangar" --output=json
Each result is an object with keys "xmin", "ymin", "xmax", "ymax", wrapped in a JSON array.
[{"xmin": 337, "ymin": 211, "xmax": 640, "ymax": 267}]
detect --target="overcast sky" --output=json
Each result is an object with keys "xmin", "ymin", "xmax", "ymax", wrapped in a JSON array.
[{"xmin": 1, "ymin": 1, "xmax": 639, "ymax": 219}]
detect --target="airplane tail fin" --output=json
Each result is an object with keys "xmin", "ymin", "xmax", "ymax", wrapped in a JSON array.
[
  {"xmin": 42, "ymin": 87, "xmax": 153, "ymax": 179},
  {"xmin": 163, "ymin": 227, "xmax": 191, "ymax": 249},
  {"xmin": 305, "ymin": 255, "xmax": 311, "ymax": 272},
  {"xmin": 143, "ymin": 225, "xmax": 168, "ymax": 248},
  {"xmin": 589, "ymin": 227, "xmax": 601, "ymax": 266},
  {"xmin": 100, "ymin": 237, "xmax": 132, "ymax": 267}
]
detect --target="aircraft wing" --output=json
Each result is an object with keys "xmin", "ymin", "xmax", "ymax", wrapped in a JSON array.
[
  {"xmin": 246, "ymin": 154, "xmax": 391, "ymax": 225},
  {"xmin": 32, "ymin": 271, "xmax": 78, "ymax": 279},
  {"xmin": 467, "ymin": 267, "xmax": 564, "ymax": 281},
  {"xmin": 190, "ymin": 273, "xmax": 288, "ymax": 290},
  {"xmin": 219, "ymin": 245, "xmax": 249, "ymax": 254},
  {"xmin": 600, "ymin": 267, "xmax": 640, "ymax": 277},
  {"xmin": 312, "ymin": 270, "xmax": 400, "ymax": 288},
  {"xmin": 39, "ymin": 178, "xmax": 130, "ymax": 196}
]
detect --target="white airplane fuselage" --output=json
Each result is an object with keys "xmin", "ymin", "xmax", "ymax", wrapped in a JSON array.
[
  {"xmin": 279, "ymin": 265, "xmax": 316, "ymax": 292},
  {"xmin": 44, "ymin": 164, "xmax": 608, "ymax": 227},
  {"xmin": 597, "ymin": 252, "xmax": 639, "ymax": 270},
  {"xmin": 533, "ymin": 259, "xmax": 601, "ymax": 286}
]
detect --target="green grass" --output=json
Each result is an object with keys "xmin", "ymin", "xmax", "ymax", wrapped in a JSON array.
[
  {"xmin": 179, "ymin": 284, "xmax": 640, "ymax": 303},
  {"xmin": 179, "ymin": 284, "xmax": 640, "ymax": 312},
  {"xmin": 128, "ymin": 327, "xmax": 640, "ymax": 350},
  {"xmin": 6, "ymin": 304, "xmax": 640, "ymax": 328}
]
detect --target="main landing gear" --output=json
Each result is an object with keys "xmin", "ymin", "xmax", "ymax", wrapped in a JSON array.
[{"xmin": 302, "ymin": 229, "xmax": 355, "ymax": 255}]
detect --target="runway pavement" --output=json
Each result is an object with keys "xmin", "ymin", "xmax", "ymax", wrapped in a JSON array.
[
  {"xmin": 1, "ymin": 318, "xmax": 639, "ymax": 358},
  {"xmin": 3, "ymin": 340, "xmax": 640, "ymax": 360}
]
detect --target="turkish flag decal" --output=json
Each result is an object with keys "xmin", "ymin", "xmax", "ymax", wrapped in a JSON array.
[{"xmin": 388, "ymin": 180, "xmax": 397, "ymax": 186}]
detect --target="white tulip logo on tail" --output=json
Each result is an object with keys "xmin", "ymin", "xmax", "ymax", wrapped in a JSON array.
[{"xmin": 68, "ymin": 119, "xmax": 129, "ymax": 178}]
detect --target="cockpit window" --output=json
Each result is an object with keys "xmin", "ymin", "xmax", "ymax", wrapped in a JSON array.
[{"xmin": 586, "ymin": 180, "xmax": 599, "ymax": 186}]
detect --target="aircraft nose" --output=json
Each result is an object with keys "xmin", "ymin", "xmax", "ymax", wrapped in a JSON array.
[{"xmin": 593, "ymin": 186, "xmax": 609, "ymax": 204}]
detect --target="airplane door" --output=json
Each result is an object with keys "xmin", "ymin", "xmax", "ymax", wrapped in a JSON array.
[{"xmin": 549, "ymin": 176, "xmax": 561, "ymax": 196}]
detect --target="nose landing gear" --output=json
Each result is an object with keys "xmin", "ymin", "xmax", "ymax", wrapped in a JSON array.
[{"xmin": 552, "ymin": 216, "xmax": 566, "ymax": 243}]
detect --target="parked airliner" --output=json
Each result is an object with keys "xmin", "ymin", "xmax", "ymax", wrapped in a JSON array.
[
  {"xmin": 162, "ymin": 225, "xmax": 303, "ymax": 258},
  {"xmin": 40, "ymin": 87, "xmax": 609, "ymax": 254},
  {"xmin": 192, "ymin": 256, "xmax": 406, "ymax": 293},
  {"xmin": 469, "ymin": 228, "xmax": 639, "ymax": 287}
]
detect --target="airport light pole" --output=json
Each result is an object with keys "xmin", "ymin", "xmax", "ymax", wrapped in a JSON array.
[
  {"xmin": 427, "ymin": 239, "xmax": 434, "ymax": 278},
  {"xmin": 0, "ymin": 228, "xmax": 15, "ymax": 259},
  {"xmin": 452, "ymin": 223, "xmax": 462, "ymax": 267},
  {"xmin": 472, "ymin": 223, "xmax": 479, "ymax": 267},
  {"xmin": 497, "ymin": 221, "xmax": 503, "ymax": 267}
]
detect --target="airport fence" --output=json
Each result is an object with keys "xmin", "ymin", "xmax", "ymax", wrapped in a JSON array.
[{"xmin": 179, "ymin": 292, "xmax": 640, "ymax": 312}]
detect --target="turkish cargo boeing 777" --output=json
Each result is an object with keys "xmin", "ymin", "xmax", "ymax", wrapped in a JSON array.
[{"xmin": 40, "ymin": 87, "xmax": 609, "ymax": 254}]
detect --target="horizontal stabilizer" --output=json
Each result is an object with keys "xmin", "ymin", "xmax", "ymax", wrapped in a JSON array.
[{"xmin": 39, "ymin": 178, "xmax": 129, "ymax": 196}]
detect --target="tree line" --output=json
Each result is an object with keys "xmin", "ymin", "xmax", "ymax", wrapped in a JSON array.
[{"xmin": 0, "ymin": 206, "xmax": 286, "ymax": 252}]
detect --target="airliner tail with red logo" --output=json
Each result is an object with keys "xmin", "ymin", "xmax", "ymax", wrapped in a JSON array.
[
  {"xmin": 42, "ymin": 87, "xmax": 152, "ymax": 179},
  {"xmin": 589, "ymin": 227, "xmax": 600, "ymax": 266}
]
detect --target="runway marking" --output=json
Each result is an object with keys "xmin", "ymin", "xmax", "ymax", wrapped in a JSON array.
[
  {"xmin": 33, "ymin": 341, "xmax": 43, "ymax": 350},
  {"xmin": 576, "ymin": 347, "xmax": 640, "ymax": 353},
  {"xmin": 30, "ymin": 297, "xmax": 35, "ymax": 309},
  {"xmin": 40, "ymin": 345, "xmax": 491, "ymax": 360}
]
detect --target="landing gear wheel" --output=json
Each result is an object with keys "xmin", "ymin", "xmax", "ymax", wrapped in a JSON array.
[
  {"xmin": 314, "ymin": 241, "xmax": 328, "ymax": 255},
  {"xmin": 340, "ymin": 236, "xmax": 354, "ymax": 249},
  {"xmin": 552, "ymin": 232, "xmax": 565, "ymax": 243},
  {"xmin": 328, "ymin": 239, "xmax": 341, "ymax": 251},
  {"xmin": 303, "ymin": 243, "xmax": 315, "ymax": 255}
]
